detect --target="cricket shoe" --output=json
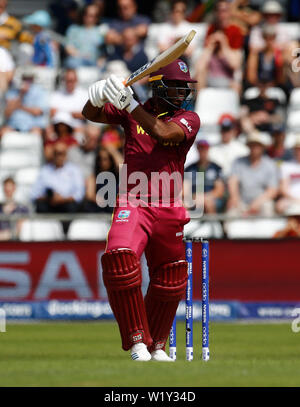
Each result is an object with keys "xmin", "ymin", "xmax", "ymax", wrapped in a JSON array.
[
  {"xmin": 130, "ymin": 343, "xmax": 152, "ymax": 362},
  {"xmin": 151, "ymin": 349, "xmax": 175, "ymax": 362}
]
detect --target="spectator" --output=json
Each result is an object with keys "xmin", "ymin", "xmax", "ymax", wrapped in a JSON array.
[
  {"xmin": 249, "ymin": 1, "xmax": 292, "ymax": 52},
  {"xmin": 44, "ymin": 112, "xmax": 78, "ymax": 162},
  {"xmin": 105, "ymin": 0, "xmax": 150, "ymax": 47},
  {"xmin": 108, "ymin": 26, "xmax": 148, "ymax": 74},
  {"xmin": 0, "ymin": 46, "xmax": 14, "ymax": 93},
  {"xmin": 209, "ymin": 114, "xmax": 249, "ymax": 178},
  {"xmin": 240, "ymin": 80, "xmax": 285, "ymax": 134},
  {"xmin": 49, "ymin": 68, "xmax": 88, "ymax": 133},
  {"xmin": 0, "ymin": 177, "xmax": 29, "ymax": 241},
  {"xmin": 246, "ymin": 23, "xmax": 284, "ymax": 88},
  {"xmin": 23, "ymin": 10, "xmax": 56, "ymax": 68},
  {"xmin": 64, "ymin": 3, "xmax": 108, "ymax": 68},
  {"xmin": 185, "ymin": 139, "xmax": 225, "ymax": 214},
  {"xmin": 273, "ymin": 212, "xmax": 300, "ymax": 238},
  {"xmin": 195, "ymin": 0, "xmax": 243, "ymax": 93},
  {"xmin": 85, "ymin": 143, "xmax": 123, "ymax": 213},
  {"xmin": 68, "ymin": 123, "xmax": 101, "ymax": 180},
  {"xmin": 0, "ymin": 0, "xmax": 32, "ymax": 50},
  {"xmin": 156, "ymin": 0, "xmax": 195, "ymax": 62},
  {"xmin": 31, "ymin": 142, "xmax": 85, "ymax": 214},
  {"xmin": 267, "ymin": 123, "xmax": 293, "ymax": 162},
  {"xmin": 230, "ymin": 0, "xmax": 261, "ymax": 41},
  {"xmin": 276, "ymin": 136, "xmax": 300, "ymax": 215},
  {"xmin": 227, "ymin": 131, "xmax": 278, "ymax": 216},
  {"xmin": 2, "ymin": 70, "xmax": 49, "ymax": 136},
  {"xmin": 49, "ymin": 0, "xmax": 81, "ymax": 35}
]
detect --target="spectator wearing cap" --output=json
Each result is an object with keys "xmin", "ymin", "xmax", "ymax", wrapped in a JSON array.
[
  {"xmin": 31, "ymin": 142, "xmax": 85, "ymax": 214},
  {"xmin": 185, "ymin": 139, "xmax": 225, "ymax": 214},
  {"xmin": 276, "ymin": 136, "xmax": 300, "ymax": 215},
  {"xmin": 49, "ymin": 69, "xmax": 88, "ymax": 134},
  {"xmin": 195, "ymin": 0, "xmax": 243, "ymax": 93},
  {"xmin": 247, "ymin": 23, "xmax": 284, "ymax": 88},
  {"xmin": 209, "ymin": 114, "xmax": 249, "ymax": 178},
  {"xmin": 227, "ymin": 131, "xmax": 278, "ymax": 216},
  {"xmin": 23, "ymin": 10, "xmax": 56, "ymax": 68},
  {"xmin": 0, "ymin": 177, "xmax": 29, "ymax": 241},
  {"xmin": 44, "ymin": 111, "xmax": 78, "ymax": 162},
  {"xmin": 249, "ymin": 1, "xmax": 292, "ymax": 52},
  {"xmin": 2, "ymin": 71, "xmax": 49, "ymax": 136},
  {"xmin": 267, "ymin": 123, "xmax": 293, "ymax": 163}
]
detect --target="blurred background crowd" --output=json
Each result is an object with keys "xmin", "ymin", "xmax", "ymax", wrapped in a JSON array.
[{"xmin": 0, "ymin": 0, "xmax": 300, "ymax": 240}]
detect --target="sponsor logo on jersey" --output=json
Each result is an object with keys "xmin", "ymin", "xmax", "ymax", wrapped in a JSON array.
[
  {"xmin": 180, "ymin": 118, "xmax": 192, "ymax": 133},
  {"xmin": 116, "ymin": 210, "xmax": 131, "ymax": 222}
]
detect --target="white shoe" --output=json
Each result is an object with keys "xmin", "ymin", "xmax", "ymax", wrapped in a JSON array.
[
  {"xmin": 151, "ymin": 349, "xmax": 175, "ymax": 362},
  {"xmin": 130, "ymin": 343, "xmax": 152, "ymax": 362}
]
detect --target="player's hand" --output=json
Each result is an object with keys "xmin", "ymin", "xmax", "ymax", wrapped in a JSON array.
[
  {"xmin": 88, "ymin": 80, "xmax": 107, "ymax": 108},
  {"xmin": 103, "ymin": 74, "xmax": 137, "ymax": 112}
]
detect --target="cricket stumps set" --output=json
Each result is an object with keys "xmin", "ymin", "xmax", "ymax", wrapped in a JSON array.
[{"xmin": 169, "ymin": 238, "xmax": 210, "ymax": 362}]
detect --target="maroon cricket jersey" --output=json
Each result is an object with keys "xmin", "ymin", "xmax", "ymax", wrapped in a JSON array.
[{"xmin": 104, "ymin": 98, "xmax": 200, "ymax": 205}]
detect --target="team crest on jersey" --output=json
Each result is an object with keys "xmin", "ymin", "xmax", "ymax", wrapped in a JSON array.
[
  {"xmin": 116, "ymin": 210, "xmax": 131, "ymax": 222},
  {"xmin": 178, "ymin": 61, "xmax": 188, "ymax": 73}
]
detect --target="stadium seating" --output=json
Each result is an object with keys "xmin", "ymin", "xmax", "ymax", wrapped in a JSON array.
[
  {"xmin": 67, "ymin": 219, "xmax": 110, "ymax": 240},
  {"xmin": 19, "ymin": 219, "xmax": 65, "ymax": 241},
  {"xmin": 225, "ymin": 218, "xmax": 288, "ymax": 239},
  {"xmin": 76, "ymin": 66, "xmax": 101, "ymax": 89}
]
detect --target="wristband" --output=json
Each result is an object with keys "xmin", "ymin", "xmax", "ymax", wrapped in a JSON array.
[{"xmin": 126, "ymin": 98, "xmax": 139, "ymax": 113}]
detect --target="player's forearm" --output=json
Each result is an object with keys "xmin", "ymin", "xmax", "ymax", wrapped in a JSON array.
[
  {"xmin": 130, "ymin": 105, "xmax": 184, "ymax": 143},
  {"xmin": 82, "ymin": 100, "xmax": 108, "ymax": 123}
]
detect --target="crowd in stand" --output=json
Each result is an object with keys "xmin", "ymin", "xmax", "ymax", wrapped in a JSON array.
[{"xmin": 1, "ymin": 0, "xmax": 300, "ymax": 239}]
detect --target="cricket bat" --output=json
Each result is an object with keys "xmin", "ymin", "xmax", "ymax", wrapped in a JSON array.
[{"xmin": 124, "ymin": 30, "xmax": 196, "ymax": 87}]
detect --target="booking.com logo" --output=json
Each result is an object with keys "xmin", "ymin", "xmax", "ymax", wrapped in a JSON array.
[
  {"xmin": 291, "ymin": 308, "xmax": 300, "ymax": 333},
  {"xmin": 0, "ymin": 308, "xmax": 6, "ymax": 333}
]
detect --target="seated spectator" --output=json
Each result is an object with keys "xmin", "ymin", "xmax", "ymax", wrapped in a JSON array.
[
  {"xmin": 64, "ymin": 3, "xmax": 108, "ymax": 68},
  {"xmin": 227, "ymin": 132, "xmax": 278, "ymax": 216},
  {"xmin": 108, "ymin": 26, "xmax": 148, "ymax": 74},
  {"xmin": 106, "ymin": 0, "xmax": 150, "ymax": 47},
  {"xmin": 68, "ymin": 123, "xmax": 100, "ymax": 181},
  {"xmin": 157, "ymin": 0, "xmax": 195, "ymax": 62},
  {"xmin": 49, "ymin": 68, "xmax": 88, "ymax": 133},
  {"xmin": 276, "ymin": 136, "xmax": 300, "ymax": 215},
  {"xmin": 85, "ymin": 143, "xmax": 123, "ymax": 212},
  {"xmin": 185, "ymin": 139, "xmax": 225, "ymax": 214},
  {"xmin": 23, "ymin": 10, "xmax": 56, "ymax": 68},
  {"xmin": 209, "ymin": 113, "xmax": 249, "ymax": 178},
  {"xmin": 0, "ymin": 177, "xmax": 29, "ymax": 241},
  {"xmin": 195, "ymin": 0, "xmax": 243, "ymax": 93},
  {"xmin": 230, "ymin": 0, "xmax": 261, "ymax": 46},
  {"xmin": 44, "ymin": 112, "xmax": 78, "ymax": 162},
  {"xmin": 273, "ymin": 212, "xmax": 300, "ymax": 238},
  {"xmin": 2, "ymin": 71, "xmax": 49, "ymax": 136},
  {"xmin": 0, "ymin": 0, "xmax": 32, "ymax": 50},
  {"xmin": 49, "ymin": 0, "xmax": 81, "ymax": 35},
  {"xmin": 240, "ymin": 80, "xmax": 285, "ymax": 134},
  {"xmin": 249, "ymin": 1, "xmax": 292, "ymax": 52},
  {"xmin": 246, "ymin": 24, "xmax": 284, "ymax": 88},
  {"xmin": 267, "ymin": 123, "xmax": 293, "ymax": 162},
  {"xmin": 0, "ymin": 46, "xmax": 14, "ymax": 93},
  {"xmin": 31, "ymin": 142, "xmax": 85, "ymax": 214}
]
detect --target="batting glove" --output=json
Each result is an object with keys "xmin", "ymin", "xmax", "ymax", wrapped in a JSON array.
[
  {"xmin": 88, "ymin": 80, "xmax": 107, "ymax": 108},
  {"xmin": 103, "ymin": 74, "xmax": 139, "ymax": 113}
]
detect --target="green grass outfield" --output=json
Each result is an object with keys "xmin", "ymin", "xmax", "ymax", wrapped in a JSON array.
[{"xmin": 0, "ymin": 321, "xmax": 299, "ymax": 387}]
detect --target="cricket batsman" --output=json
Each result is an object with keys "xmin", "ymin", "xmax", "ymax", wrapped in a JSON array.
[{"xmin": 82, "ymin": 59, "xmax": 200, "ymax": 361}]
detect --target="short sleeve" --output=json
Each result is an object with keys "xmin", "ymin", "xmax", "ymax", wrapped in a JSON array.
[
  {"xmin": 230, "ymin": 157, "xmax": 242, "ymax": 177},
  {"xmin": 103, "ymin": 102, "xmax": 129, "ymax": 125},
  {"xmin": 170, "ymin": 111, "xmax": 200, "ymax": 142}
]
